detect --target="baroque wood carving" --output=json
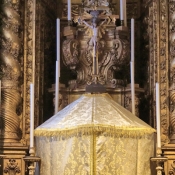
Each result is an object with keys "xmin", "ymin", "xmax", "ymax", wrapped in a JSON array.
[
  {"xmin": 23, "ymin": 0, "xmax": 57, "ymax": 144},
  {"xmin": 62, "ymin": 1, "xmax": 130, "ymax": 90},
  {"xmin": 169, "ymin": 0, "xmax": 175, "ymax": 143},
  {"xmin": 0, "ymin": 0, "xmax": 23, "ymax": 142},
  {"xmin": 124, "ymin": 94, "xmax": 140, "ymax": 117},
  {"xmin": 141, "ymin": 0, "xmax": 169, "ymax": 144},
  {"xmin": 22, "ymin": 0, "xmax": 35, "ymax": 145},
  {"xmin": 159, "ymin": 0, "xmax": 169, "ymax": 144},
  {"xmin": 4, "ymin": 159, "xmax": 21, "ymax": 175}
]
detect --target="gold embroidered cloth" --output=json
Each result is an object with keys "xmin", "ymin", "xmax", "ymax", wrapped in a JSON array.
[{"xmin": 35, "ymin": 93, "xmax": 155, "ymax": 175}]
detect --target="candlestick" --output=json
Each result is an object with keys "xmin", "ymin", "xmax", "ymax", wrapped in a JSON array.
[
  {"xmin": 151, "ymin": 155, "xmax": 167, "ymax": 175},
  {"xmin": 23, "ymin": 147, "xmax": 41, "ymax": 175},
  {"xmin": 120, "ymin": 0, "xmax": 124, "ymax": 21},
  {"xmin": 93, "ymin": 46, "xmax": 95, "ymax": 75},
  {"xmin": 68, "ymin": 0, "xmax": 71, "ymax": 21},
  {"xmin": 131, "ymin": 18, "xmax": 134, "ymax": 62},
  {"xmin": 55, "ymin": 61, "xmax": 60, "ymax": 114},
  {"xmin": 130, "ymin": 61, "xmax": 135, "ymax": 115},
  {"xmin": 156, "ymin": 82, "xmax": 161, "ymax": 148},
  {"xmin": 30, "ymin": 84, "xmax": 34, "ymax": 148}
]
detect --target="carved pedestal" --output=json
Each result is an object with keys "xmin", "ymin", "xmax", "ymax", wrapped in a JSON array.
[
  {"xmin": 162, "ymin": 144, "xmax": 175, "ymax": 175},
  {"xmin": 0, "ymin": 143, "xmax": 28, "ymax": 175},
  {"xmin": 0, "ymin": 0, "xmax": 28, "ymax": 174}
]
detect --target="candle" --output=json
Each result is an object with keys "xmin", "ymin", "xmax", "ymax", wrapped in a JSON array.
[
  {"xmin": 57, "ymin": 19, "xmax": 60, "ymax": 62},
  {"xmin": 131, "ymin": 18, "xmax": 134, "ymax": 62},
  {"xmin": 55, "ymin": 18, "xmax": 60, "ymax": 114},
  {"xmin": 130, "ymin": 18, "xmax": 135, "ymax": 115},
  {"xmin": 130, "ymin": 61, "xmax": 135, "ymax": 115},
  {"xmin": 30, "ymin": 83, "xmax": 34, "ymax": 148},
  {"xmin": 68, "ymin": 0, "xmax": 71, "ymax": 21},
  {"xmin": 156, "ymin": 83, "xmax": 161, "ymax": 148},
  {"xmin": 120, "ymin": 0, "xmax": 124, "ymax": 20},
  {"xmin": 123, "ymin": 0, "xmax": 127, "ymax": 26}
]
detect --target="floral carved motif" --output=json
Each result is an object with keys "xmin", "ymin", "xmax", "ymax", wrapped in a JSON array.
[
  {"xmin": 22, "ymin": 0, "xmax": 35, "ymax": 144},
  {"xmin": 158, "ymin": 0, "xmax": 169, "ymax": 144},
  {"xmin": 4, "ymin": 159, "xmax": 21, "ymax": 175},
  {"xmin": 124, "ymin": 94, "xmax": 140, "ymax": 117},
  {"xmin": 62, "ymin": 39, "xmax": 80, "ymax": 70},
  {"xmin": 169, "ymin": 0, "xmax": 175, "ymax": 143},
  {"xmin": 141, "ymin": 0, "xmax": 169, "ymax": 143}
]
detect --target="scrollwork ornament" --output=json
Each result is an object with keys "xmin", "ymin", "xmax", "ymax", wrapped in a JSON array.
[
  {"xmin": 124, "ymin": 94, "xmax": 140, "ymax": 116},
  {"xmin": 124, "ymin": 95, "xmax": 131, "ymax": 110},
  {"xmin": 62, "ymin": 39, "xmax": 80, "ymax": 70},
  {"xmin": 168, "ymin": 160, "xmax": 175, "ymax": 175},
  {"xmin": 62, "ymin": 19, "xmax": 130, "ymax": 88}
]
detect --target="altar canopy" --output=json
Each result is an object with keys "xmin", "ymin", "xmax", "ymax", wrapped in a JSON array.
[{"xmin": 35, "ymin": 93, "xmax": 155, "ymax": 175}]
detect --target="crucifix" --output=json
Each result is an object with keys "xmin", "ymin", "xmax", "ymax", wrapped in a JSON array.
[{"xmin": 81, "ymin": 13, "xmax": 107, "ymax": 76}]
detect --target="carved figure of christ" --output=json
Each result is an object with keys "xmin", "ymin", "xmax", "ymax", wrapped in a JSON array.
[
  {"xmin": 82, "ymin": 19, "xmax": 106, "ymax": 54},
  {"xmin": 82, "ymin": 19, "xmax": 106, "ymax": 75}
]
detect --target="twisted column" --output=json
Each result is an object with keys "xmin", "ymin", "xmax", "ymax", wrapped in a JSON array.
[{"xmin": 0, "ymin": 0, "xmax": 22, "ymax": 142}]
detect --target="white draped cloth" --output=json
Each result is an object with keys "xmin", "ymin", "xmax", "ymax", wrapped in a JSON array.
[{"xmin": 35, "ymin": 93, "xmax": 155, "ymax": 175}]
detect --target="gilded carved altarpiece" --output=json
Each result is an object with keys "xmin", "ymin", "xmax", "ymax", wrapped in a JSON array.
[
  {"xmin": 0, "ymin": 0, "xmax": 56, "ymax": 174},
  {"xmin": 141, "ymin": 0, "xmax": 175, "ymax": 174},
  {"xmin": 0, "ymin": 0, "xmax": 175, "ymax": 174}
]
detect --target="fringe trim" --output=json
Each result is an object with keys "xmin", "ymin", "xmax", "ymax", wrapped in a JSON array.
[{"xmin": 34, "ymin": 124, "xmax": 156, "ymax": 139}]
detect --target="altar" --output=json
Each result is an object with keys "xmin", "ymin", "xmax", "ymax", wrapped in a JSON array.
[
  {"xmin": 35, "ymin": 93, "xmax": 155, "ymax": 175},
  {"xmin": 0, "ymin": 0, "xmax": 173, "ymax": 174},
  {"xmin": 34, "ymin": 1, "xmax": 156, "ymax": 174}
]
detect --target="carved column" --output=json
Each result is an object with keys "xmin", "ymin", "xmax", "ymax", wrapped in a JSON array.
[
  {"xmin": 0, "ymin": 0, "xmax": 22, "ymax": 142},
  {"xmin": 162, "ymin": 0, "xmax": 175, "ymax": 175},
  {"xmin": 158, "ymin": 0, "xmax": 169, "ymax": 145},
  {"xmin": 169, "ymin": 0, "xmax": 175, "ymax": 144},
  {"xmin": 142, "ymin": 0, "xmax": 169, "ymax": 142},
  {"xmin": 0, "ymin": 1, "xmax": 28, "ymax": 175}
]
